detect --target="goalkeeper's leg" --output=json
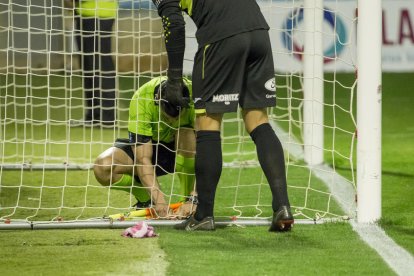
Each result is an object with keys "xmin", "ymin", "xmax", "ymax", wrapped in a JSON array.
[
  {"xmin": 244, "ymin": 108, "xmax": 293, "ymax": 231},
  {"xmin": 192, "ymin": 114, "xmax": 223, "ymax": 221},
  {"xmin": 175, "ymin": 128, "xmax": 196, "ymax": 201},
  {"xmin": 174, "ymin": 113, "xmax": 222, "ymax": 230},
  {"xmin": 175, "ymin": 154, "xmax": 195, "ymax": 201},
  {"xmin": 94, "ymin": 146, "xmax": 150, "ymax": 205}
]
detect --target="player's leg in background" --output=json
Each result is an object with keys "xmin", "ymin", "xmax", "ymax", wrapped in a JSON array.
[
  {"xmin": 243, "ymin": 108, "xmax": 293, "ymax": 231},
  {"xmin": 75, "ymin": 17, "xmax": 100, "ymax": 123},
  {"xmin": 175, "ymin": 127, "xmax": 196, "ymax": 200},
  {"xmin": 193, "ymin": 113, "xmax": 223, "ymax": 221},
  {"xmin": 98, "ymin": 17, "xmax": 116, "ymax": 125},
  {"xmin": 94, "ymin": 142, "xmax": 150, "ymax": 204}
]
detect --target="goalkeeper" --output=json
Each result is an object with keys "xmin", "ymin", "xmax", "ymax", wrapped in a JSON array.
[
  {"xmin": 152, "ymin": 0, "xmax": 293, "ymax": 231},
  {"xmin": 93, "ymin": 77, "xmax": 196, "ymax": 218}
]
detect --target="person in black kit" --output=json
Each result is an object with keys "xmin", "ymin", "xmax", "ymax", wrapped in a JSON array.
[{"xmin": 153, "ymin": 0, "xmax": 294, "ymax": 232}]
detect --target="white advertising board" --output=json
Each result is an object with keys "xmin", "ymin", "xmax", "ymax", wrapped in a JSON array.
[
  {"xmin": 182, "ymin": 0, "xmax": 414, "ymax": 73},
  {"xmin": 121, "ymin": 0, "xmax": 414, "ymax": 73}
]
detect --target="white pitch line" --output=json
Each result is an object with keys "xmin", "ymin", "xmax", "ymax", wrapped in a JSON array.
[
  {"xmin": 270, "ymin": 121, "xmax": 414, "ymax": 275},
  {"xmin": 350, "ymin": 221, "xmax": 414, "ymax": 276}
]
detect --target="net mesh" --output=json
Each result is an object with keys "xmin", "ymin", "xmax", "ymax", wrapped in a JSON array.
[{"xmin": 0, "ymin": 0, "xmax": 357, "ymax": 224}]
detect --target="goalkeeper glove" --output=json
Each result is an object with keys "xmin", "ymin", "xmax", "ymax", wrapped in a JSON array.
[{"xmin": 165, "ymin": 68, "xmax": 190, "ymax": 108}]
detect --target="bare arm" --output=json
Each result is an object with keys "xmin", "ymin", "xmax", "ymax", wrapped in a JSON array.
[{"xmin": 133, "ymin": 141, "xmax": 169, "ymax": 217}]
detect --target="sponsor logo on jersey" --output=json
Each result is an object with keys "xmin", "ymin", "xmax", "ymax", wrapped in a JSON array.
[
  {"xmin": 266, "ymin": 94, "xmax": 276, "ymax": 99},
  {"xmin": 265, "ymin": 78, "xmax": 276, "ymax": 91},
  {"xmin": 212, "ymin": 94, "xmax": 239, "ymax": 105}
]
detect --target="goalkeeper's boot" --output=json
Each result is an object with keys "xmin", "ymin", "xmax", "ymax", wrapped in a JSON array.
[
  {"xmin": 133, "ymin": 200, "xmax": 152, "ymax": 210},
  {"xmin": 269, "ymin": 206, "xmax": 294, "ymax": 232},
  {"xmin": 174, "ymin": 215, "xmax": 215, "ymax": 231}
]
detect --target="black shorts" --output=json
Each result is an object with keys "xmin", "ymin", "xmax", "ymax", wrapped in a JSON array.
[
  {"xmin": 192, "ymin": 29, "xmax": 276, "ymax": 114},
  {"xmin": 114, "ymin": 138, "xmax": 176, "ymax": 179}
]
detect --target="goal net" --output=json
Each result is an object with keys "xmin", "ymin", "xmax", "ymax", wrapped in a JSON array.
[{"xmin": 0, "ymin": 0, "xmax": 357, "ymax": 227}]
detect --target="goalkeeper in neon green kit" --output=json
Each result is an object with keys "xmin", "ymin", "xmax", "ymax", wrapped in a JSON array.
[{"xmin": 94, "ymin": 77, "xmax": 196, "ymax": 218}]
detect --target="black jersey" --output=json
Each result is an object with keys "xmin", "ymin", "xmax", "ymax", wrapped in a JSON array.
[
  {"xmin": 188, "ymin": 0, "xmax": 269, "ymax": 46},
  {"xmin": 154, "ymin": 0, "xmax": 269, "ymax": 46},
  {"xmin": 153, "ymin": 0, "xmax": 269, "ymax": 73}
]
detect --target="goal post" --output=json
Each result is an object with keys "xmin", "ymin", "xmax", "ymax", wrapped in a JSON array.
[
  {"xmin": 0, "ymin": 0, "xmax": 380, "ymax": 228},
  {"xmin": 303, "ymin": 0, "xmax": 324, "ymax": 166},
  {"xmin": 356, "ymin": 0, "xmax": 382, "ymax": 223}
]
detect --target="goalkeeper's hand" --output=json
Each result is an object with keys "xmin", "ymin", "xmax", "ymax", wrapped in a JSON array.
[
  {"xmin": 165, "ymin": 69, "xmax": 190, "ymax": 108},
  {"xmin": 173, "ymin": 201, "xmax": 197, "ymax": 219},
  {"xmin": 152, "ymin": 204, "xmax": 174, "ymax": 219}
]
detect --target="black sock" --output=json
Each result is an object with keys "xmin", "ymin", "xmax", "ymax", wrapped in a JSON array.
[
  {"xmin": 194, "ymin": 130, "xmax": 222, "ymax": 220},
  {"xmin": 250, "ymin": 123, "xmax": 290, "ymax": 212}
]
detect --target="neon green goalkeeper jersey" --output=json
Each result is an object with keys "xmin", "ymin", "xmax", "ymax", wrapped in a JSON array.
[
  {"xmin": 128, "ymin": 77, "xmax": 194, "ymax": 144},
  {"xmin": 76, "ymin": 0, "xmax": 118, "ymax": 18}
]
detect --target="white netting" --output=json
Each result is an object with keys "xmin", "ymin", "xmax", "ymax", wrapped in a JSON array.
[{"xmin": 0, "ymin": 0, "xmax": 357, "ymax": 225}]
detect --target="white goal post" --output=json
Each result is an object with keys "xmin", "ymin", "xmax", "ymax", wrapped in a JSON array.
[
  {"xmin": 0, "ymin": 0, "xmax": 381, "ymax": 228},
  {"xmin": 303, "ymin": 0, "xmax": 324, "ymax": 166},
  {"xmin": 301, "ymin": 0, "xmax": 383, "ymax": 223},
  {"xmin": 357, "ymin": 0, "xmax": 382, "ymax": 223}
]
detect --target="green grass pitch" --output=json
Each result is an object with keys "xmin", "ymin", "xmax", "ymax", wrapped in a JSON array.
[{"xmin": 0, "ymin": 73, "xmax": 413, "ymax": 275}]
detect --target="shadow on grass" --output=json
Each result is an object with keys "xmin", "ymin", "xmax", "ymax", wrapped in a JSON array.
[
  {"xmin": 380, "ymin": 218, "xmax": 414, "ymax": 236},
  {"xmin": 332, "ymin": 165, "xmax": 414, "ymax": 178}
]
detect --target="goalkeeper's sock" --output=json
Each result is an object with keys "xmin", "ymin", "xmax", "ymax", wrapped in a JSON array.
[
  {"xmin": 111, "ymin": 174, "xmax": 151, "ymax": 203},
  {"xmin": 194, "ymin": 131, "xmax": 222, "ymax": 221},
  {"xmin": 250, "ymin": 123, "xmax": 290, "ymax": 212},
  {"xmin": 175, "ymin": 154, "xmax": 195, "ymax": 202}
]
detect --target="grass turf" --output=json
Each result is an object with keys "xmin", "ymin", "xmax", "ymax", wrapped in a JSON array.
[
  {"xmin": 0, "ymin": 223, "xmax": 395, "ymax": 276},
  {"xmin": 0, "ymin": 72, "xmax": 413, "ymax": 274}
]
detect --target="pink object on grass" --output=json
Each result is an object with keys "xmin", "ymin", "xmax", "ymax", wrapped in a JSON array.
[{"xmin": 121, "ymin": 221, "xmax": 158, "ymax": 238}]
